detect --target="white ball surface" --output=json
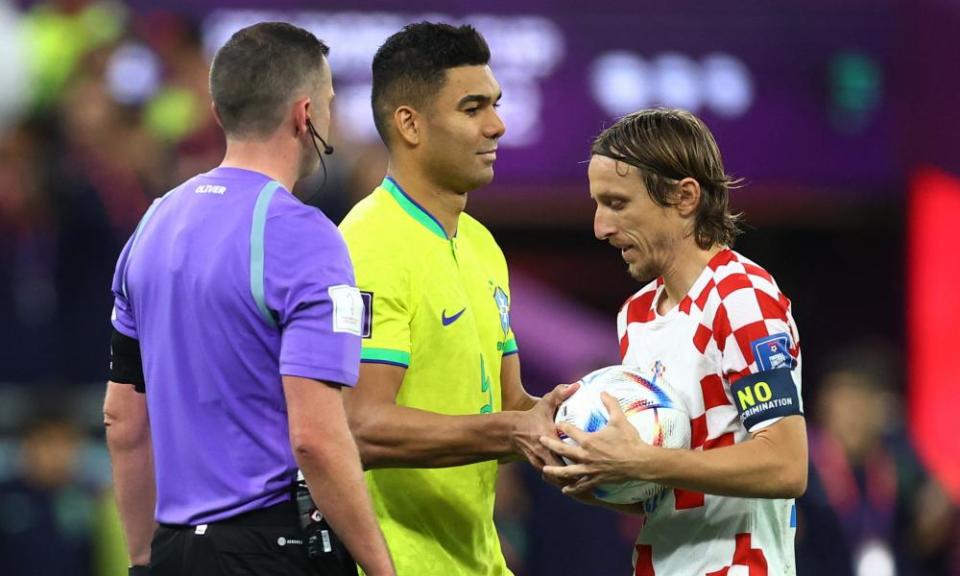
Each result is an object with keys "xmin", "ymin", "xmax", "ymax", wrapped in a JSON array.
[{"xmin": 555, "ymin": 364, "xmax": 691, "ymax": 504}]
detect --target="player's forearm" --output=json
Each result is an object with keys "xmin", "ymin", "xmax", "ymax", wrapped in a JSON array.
[
  {"xmin": 104, "ymin": 386, "xmax": 156, "ymax": 565},
  {"xmin": 352, "ymin": 404, "xmax": 520, "ymax": 468},
  {"xmin": 503, "ymin": 389, "xmax": 537, "ymax": 412},
  {"xmin": 499, "ymin": 354, "xmax": 538, "ymax": 412},
  {"xmin": 648, "ymin": 416, "xmax": 808, "ymax": 498},
  {"xmin": 294, "ymin": 418, "xmax": 394, "ymax": 575}
]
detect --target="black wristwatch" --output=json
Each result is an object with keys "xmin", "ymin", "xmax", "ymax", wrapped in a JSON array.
[{"xmin": 129, "ymin": 565, "xmax": 150, "ymax": 576}]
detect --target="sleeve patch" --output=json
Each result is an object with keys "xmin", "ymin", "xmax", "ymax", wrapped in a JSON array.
[
  {"xmin": 731, "ymin": 368, "xmax": 801, "ymax": 431},
  {"xmin": 751, "ymin": 332, "xmax": 796, "ymax": 371},
  {"xmin": 328, "ymin": 285, "xmax": 364, "ymax": 336},
  {"xmin": 360, "ymin": 291, "xmax": 373, "ymax": 338}
]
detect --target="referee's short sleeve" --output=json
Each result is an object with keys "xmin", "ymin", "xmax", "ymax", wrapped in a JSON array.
[
  {"xmin": 111, "ymin": 235, "xmax": 139, "ymax": 339},
  {"xmin": 263, "ymin": 202, "xmax": 361, "ymax": 387}
]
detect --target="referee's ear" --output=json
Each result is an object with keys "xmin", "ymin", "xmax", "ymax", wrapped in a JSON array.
[
  {"xmin": 291, "ymin": 96, "xmax": 311, "ymax": 137},
  {"xmin": 211, "ymin": 102, "xmax": 224, "ymax": 130}
]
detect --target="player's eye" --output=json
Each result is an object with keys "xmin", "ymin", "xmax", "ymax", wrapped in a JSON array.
[
  {"xmin": 464, "ymin": 107, "xmax": 479, "ymax": 116},
  {"xmin": 608, "ymin": 199, "xmax": 626, "ymax": 210}
]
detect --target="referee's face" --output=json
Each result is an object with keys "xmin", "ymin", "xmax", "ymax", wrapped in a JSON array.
[
  {"xmin": 418, "ymin": 65, "xmax": 505, "ymax": 194},
  {"xmin": 590, "ymin": 155, "xmax": 684, "ymax": 283}
]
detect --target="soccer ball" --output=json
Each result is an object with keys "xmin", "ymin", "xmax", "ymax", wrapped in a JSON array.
[{"xmin": 554, "ymin": 364, "xmax": 691, "ymax": 504}]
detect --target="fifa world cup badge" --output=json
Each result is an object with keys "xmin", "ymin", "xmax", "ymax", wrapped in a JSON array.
[{"xmin": 493, "ymin": 286, "xmax": 510, "ymax": 338}]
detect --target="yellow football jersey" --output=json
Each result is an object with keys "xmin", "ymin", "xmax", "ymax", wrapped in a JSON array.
[{"xmin": 339, "ymin": 177, "xmax": 516, "ymax": 576}]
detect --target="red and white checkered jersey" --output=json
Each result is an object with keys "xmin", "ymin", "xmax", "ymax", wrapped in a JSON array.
[{"xmin": 618, "ymin": 248, "xmax": 802, "ymax": 576}]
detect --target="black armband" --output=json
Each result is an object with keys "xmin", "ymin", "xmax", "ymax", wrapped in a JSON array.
[
  {"xmin": 731, "ymin": 368, "xmax": 801, "ymax": 432},
  {"xmin": 110, "ymin": 328, "xmax": 145, "ymax": 393}
]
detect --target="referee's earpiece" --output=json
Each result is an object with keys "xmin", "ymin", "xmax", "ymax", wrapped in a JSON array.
[
  {"xmin": 307, "ymin": 119, "xmax": 334, "ymax": 155},
  {"xmin": 304, "ymin": 118, "xmax": 334, "ymax": 201}
]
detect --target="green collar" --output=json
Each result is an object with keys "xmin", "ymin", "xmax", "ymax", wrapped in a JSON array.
[{"xmin": 381, "ymin": 177, "xmax": 449, "ymax": 240}]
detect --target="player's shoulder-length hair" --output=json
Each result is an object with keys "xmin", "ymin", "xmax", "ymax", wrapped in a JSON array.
[{"xmin": 591, "ymin": 108, "xmax": 743, "ymax": 249}]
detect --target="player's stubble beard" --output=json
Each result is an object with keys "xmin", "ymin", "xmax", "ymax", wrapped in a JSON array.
[
  {"xmin": 626, "ymin": 235, "xmax": 674, "ymax": 284},
  {"xmin": 628, "ymin": 260, "xmax": 660, "ymax": 285},
  {"xmin": 425, "ymin": 149, "xmax": 493, "ymax": 195}
]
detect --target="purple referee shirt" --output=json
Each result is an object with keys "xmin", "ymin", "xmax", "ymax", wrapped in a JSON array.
[{"xmin": 111, "ymin": 167, "xmax": 361, "ymax": 525}]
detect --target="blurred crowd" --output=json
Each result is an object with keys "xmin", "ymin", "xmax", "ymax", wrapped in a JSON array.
[
  {"xmin": 0, "ymin": 0, "xmax": 386, "ymax": 383},
  {"xmin": 0, "ymin": 1, "xmax": 957, "ymax": 575},
  {"xmin": 1, "ymin": 0, "xmax": 223, "ymax": 383}
]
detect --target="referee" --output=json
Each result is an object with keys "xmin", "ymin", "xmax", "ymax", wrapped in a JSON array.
[{"xmin": 103, "ymin": 23, "xmax": 394, "ymax": 576}]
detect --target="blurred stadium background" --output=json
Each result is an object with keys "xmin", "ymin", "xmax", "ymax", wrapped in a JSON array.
[{"xmin": 1, "ymin": 0, "xmax": 958, "ymax": 574}]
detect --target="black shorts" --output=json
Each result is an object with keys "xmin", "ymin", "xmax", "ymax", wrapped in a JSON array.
[{"xmin": 151, "ymin": 500, "xmax": 318, "ymax": 576}]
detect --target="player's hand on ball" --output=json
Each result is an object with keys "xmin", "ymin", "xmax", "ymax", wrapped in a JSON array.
[
  {"xmin": 512, "ymin": 382, "xmax": 580, "ymax": 470},
  {"xmin": 540, "ymin": 392, "xmax": 652, "ymax": 496}
]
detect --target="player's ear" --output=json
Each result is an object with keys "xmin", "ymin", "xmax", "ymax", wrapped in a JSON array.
[
  {"xmin": 393, "ymin": 105, "xmax": 421, "ymax": 147},
  {"xmin": 675, "ymin": 177, "xmax": 701, "ymax": 218}
]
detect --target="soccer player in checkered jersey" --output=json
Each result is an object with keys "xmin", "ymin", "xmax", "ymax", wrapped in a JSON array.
[{"xmin": 541, "ymin": 108, "xmax": 806, "ymax": 575}]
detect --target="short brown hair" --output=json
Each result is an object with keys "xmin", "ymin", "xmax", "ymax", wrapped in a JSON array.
[
  {"xmin": 591, "ymin": 108, "xmax": 743, "ymax": 249},
  {"xmin": 210, "ymin": 22, "xmax": 329, "ymax": 138}
]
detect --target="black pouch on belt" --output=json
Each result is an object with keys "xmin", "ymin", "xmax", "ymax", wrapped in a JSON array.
[{"xmin": 295, "ymin": 477, "xmax": 360, "ymax": 576}]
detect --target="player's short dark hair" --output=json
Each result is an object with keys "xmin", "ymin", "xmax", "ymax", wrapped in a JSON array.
[
  {"xmin": 371, "ymin": 22, "xmax": 490, "ymax": 145},
  {"xmin": 210, "ymin": 22, "xmax": 330, "ymax": 138},
  {"xmin": 591, "ymin": 108, "xmax": 743, "ymax": 249}
]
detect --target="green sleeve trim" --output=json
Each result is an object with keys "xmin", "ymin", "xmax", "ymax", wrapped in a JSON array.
[
  {"xmin": 502, "ymin": 338, "xmax": 518, "ymax": 355},
  {"xmin": 250, "ymin": 180, "xmax": 282, "ymax": 328},
  {"xmin": 361, "ymin": 347, "xmax": 411, "ymax": 367}
]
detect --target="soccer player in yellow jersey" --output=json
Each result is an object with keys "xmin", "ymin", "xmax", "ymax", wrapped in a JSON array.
[{"xmin": 339, "ymin": 22, "xmax": 574, "ymax": 575}]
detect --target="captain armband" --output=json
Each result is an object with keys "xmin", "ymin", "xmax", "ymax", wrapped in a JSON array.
[{"xmin": 731, "ymin": 368, "xmax": 801, "ymax": 432}]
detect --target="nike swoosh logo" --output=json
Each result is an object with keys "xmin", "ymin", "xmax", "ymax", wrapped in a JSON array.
[{"xmin": 441, "ymin": 307, "xmax": 466, "ymax": 326}]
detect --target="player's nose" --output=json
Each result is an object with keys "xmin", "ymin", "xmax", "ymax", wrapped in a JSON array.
[
  {"xmin": 594, "ymin": 208, "xmax": 615, "ymax": 240},
  {"xmin": 484, "ymin": 108, "xmax": 506, "ymax": 140}
]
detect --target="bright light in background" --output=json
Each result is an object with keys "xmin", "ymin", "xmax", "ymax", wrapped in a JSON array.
[
  {"xmin": 829, "ymin": 51, "xmax": 882, "ymax": 133},
  {"xmin": 589, "ymin": 51, "xmax": 651, "ymax": 118},
  {"xmin": 703, "ymin": 53, "xmax": 754, "ymax": 118},
  {"xmin": 202, "ymin": 10, "xmax": 563, "ymax": 148},
  {"xmin": 855, "ymin": 541, "xmax": 896, "ymax": 576},
  {"xmin": 494, "ymin": 79, "xmax": 542, "ymax": 147},
  {"xmin": 653, "ymin": 53, "xmax": 702, "ymax": 112},
  {"xmin": 590, "ymin": 50, "xmax": 754, "ymax": 119},
  {"xmin": 909, "ymin": 167, "xmax": 960, "ymax": 503},
  {"xmin": 0, "ymin": 0, "xmax": 31, "ymax": 134},
  {"xmin": 105, "ymin": 42, "xmax": 161, "ymax": 105}
]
